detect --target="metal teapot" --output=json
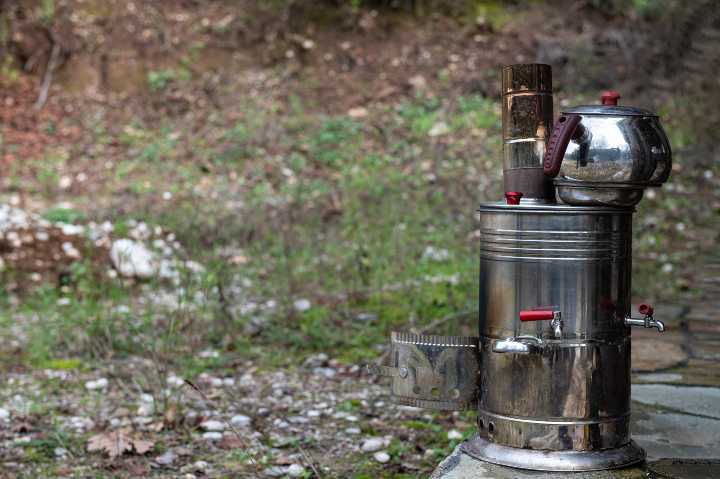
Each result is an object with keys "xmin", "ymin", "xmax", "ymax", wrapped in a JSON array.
[{"xmin": 543, "ymin": 91, "xmax": 672, "ymax": 206}]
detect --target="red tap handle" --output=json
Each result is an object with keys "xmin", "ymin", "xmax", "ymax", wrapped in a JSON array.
[
  {"xmin": 520, "ymin": 310, "xmax": 555, "ymax": 321},
  {"xmin": 638, "ymin": 303, "xmax": 654, "ymax": 316},
  {"xmin": 601, "ymin": 90, "xmax": 621, "ymax": 106},
  {"xmin": 543, "ymin": 114, "xmax": 582, "ymax": 178},
  {"xmin": 505, "ymin": 191, "xmax": 523, "ymax": 205}
]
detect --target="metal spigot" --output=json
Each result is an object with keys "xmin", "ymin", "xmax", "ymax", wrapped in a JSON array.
[
  {"xmin": 520, "ymin": 309, "xmax": 563, "ymax": 338},
  {"xmin": 625, "ymin": 303, "xmax": 665, "ymax": 332}
]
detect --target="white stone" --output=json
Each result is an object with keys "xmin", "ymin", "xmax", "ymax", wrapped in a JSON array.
[
  {"xmin": 373, "ymin": 451, "xmax": 390, "ymax": 463},
  {"xmin": 110, "ymin": 239, "xmax": 157, "ymax": 278},
  {"xmin": 423, "ymin": 246, "xmax": 451, "ymax": 262},
  {"xmin": 230, "ymin": 414, "xmax": 251, "ymax": 427},
  {"xmin": 0, "ymin": 408, "xmax": 9, "ymax": 420},
  {"xmin": 361, "ymin": 437, "xmax": 385, "ymax": 452},
  {"xmin": 447, "ymin": 429, "xmax": 463, "ymax": 440},
  {"xmin": 293, "ymin": 298, "xmax": 311, "ymax": 312},
  {"xmin": 85, "ymin": 378, "xmax": 109, "ymax": 390},
  {"xmin": 155, "ymin": 451, "xmax": 176, "ymax": 465},
  {"xmin": 287, "ymin": 464, "xmax": 305, "ymax": 477},
  {"xmin": 202, "ymin": 431, "xmax": 223, "ymax": 441},
  {"xmin": 201, "ymin": 420, "xmax": 225, "ymax": 431},
  {"xmin": 428, "ymin": 121, "xmax": 450, "ymax": 137},
  {"xmin": 345, "ymin": 427, "xmax": 361, "ymax": 435}
]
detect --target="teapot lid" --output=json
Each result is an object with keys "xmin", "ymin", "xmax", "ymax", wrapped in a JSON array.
[{"xmin": 563, "ymin": 90, "xmax": 657, "ymax": 117}]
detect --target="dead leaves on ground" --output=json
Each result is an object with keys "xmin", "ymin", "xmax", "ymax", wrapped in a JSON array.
[{"xmin": 87, "ymin": 428, "xmax": 154, "ymax": 459}]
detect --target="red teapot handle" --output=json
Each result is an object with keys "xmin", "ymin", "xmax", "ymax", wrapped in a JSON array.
[{"xmin": 543, "ymin": 114, "xmax": 582, "ymax": 177}]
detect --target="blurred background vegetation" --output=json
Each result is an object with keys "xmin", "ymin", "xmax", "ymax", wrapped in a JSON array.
[
  {"xmin": 0, "ymin": 0, "xmax": 718, "ymax": 476},
  {"xmin": 0, "ymin": 0, "xmax": 717, "ymax": 376}
]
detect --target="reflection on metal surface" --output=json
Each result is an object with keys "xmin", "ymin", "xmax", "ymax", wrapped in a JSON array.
[
  {"xmin": 378, "ymin": 332, "xmax": 479, "ymax": 411},
  {"xmin": 501, "ymin": 64, "xmax": 554, "ymax": 200},
  {"xmin": 477, "ymin": 203, "xmax": 634, "ymax": 459},
  {"xmin": 463, "ymin": 435, "xmax": 645, "ymax": 471}
]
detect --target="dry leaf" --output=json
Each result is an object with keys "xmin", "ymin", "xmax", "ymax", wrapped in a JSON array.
[{"xmin": 87, "ymin": 428, "xmax": 155, "ymax": 459}]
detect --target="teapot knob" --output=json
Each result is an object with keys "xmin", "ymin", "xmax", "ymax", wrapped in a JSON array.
[{"xmin": 601, "ymin": 90, "xmax": 621, "ymax": 105}]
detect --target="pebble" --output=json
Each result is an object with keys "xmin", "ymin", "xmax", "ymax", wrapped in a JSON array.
[
  {"xmin": 345, "ymin": 427, "xmax": 361, "ymax": 435},
  {"xmin": 53, "ymin": 447, "xmax": 68, "ymax": 458},
  {"xmin": 201, "ymin": 420, "xmax": 225, "ymax": 431},
  {"xmin": 374, "ymin": 451, "xmax": 391, "ymax": 463},
  {"xmin": 156, "ymin": 451, "xmax": 177, "ymax": 466},
  {"xmin": 313, "ymin": 367, "xmax": 336, "ymax": 379},
  {"xmin": 0, "ymin": 408, "xmax": 9, "ymax": 420},
  {"xmin": 202, "ymin": 431, "xmax": 223, "ymax": 441},
  {"xmin": 361, "ymin": 437, "xmax": 385, "ymax": 452},
  {"xmin": 447, "ymin": 429, "xmax": 463, "ymax": 440},
  {"xmin": 293, "ymin": 298, "xmax": 312, "ymax": 312},
  {"xmin": 287, "ymin": 464, "xmax": 305, "ymax": 477},
  {"xmin": 85, "ymin": 378, "xmax": 109, "ymax": 390},
  {"xmin": 264, "ymin": 466, "xmax": 288, "ymax": 477},
  {"xmin": 428, "ymin": 121, "xmax": 450, "ymax": 137},
  {"xmin": 230, "ymin": 414, "xmax": 251, "ymax": 427}
]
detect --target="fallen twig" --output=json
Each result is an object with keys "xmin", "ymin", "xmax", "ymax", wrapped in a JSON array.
[
  {"xmin": 298, "ymin": 444, "xmax": 323, "ymax": 478},
  {"xmin": 34, "ymin": 42, "xmax": 61, "ymax": 111}
]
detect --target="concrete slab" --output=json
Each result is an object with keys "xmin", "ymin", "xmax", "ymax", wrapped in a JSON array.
[{"xmin": 631, "ymin": 384, "xmax": 720, "ymax": 418}]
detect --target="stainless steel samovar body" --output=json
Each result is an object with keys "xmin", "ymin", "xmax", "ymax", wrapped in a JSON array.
[
  {"xmin": 376, "ymin": 63, "xmax": 670, "ymax": 472},
  {"xmin": 476, "ymin": 203, "xmax": 633, "ymax": 452}
]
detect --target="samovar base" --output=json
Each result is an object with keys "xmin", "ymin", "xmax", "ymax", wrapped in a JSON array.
[{"xmin": 462, "ymin": 434, "xmax": 645, "ymax": 472}]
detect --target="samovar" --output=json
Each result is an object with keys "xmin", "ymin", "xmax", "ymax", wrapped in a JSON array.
[{"xmin": 372, "ymin": 64, "xmax": 671, "ymax": 471}]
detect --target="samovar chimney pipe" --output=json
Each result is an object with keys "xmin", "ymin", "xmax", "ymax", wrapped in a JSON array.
[{"xmin": 501, "ymin": 64, "xmax": 554, "ymax": 201}]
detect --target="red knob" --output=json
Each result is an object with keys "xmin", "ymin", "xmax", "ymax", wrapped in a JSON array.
[
  {"xmin": 520, "ymin": 310, "xmax": 555, "ymax": 321},
  {"xmin": 601, "ymin": 90, "xmax": 621, "ymax": 106},
  {"xmin": 505, "ymin": 191, "xmax": 523, "ymax": 205},
  {"xmin": 638, "ymin": 303, "xmax": 654, "ymax": 316}
]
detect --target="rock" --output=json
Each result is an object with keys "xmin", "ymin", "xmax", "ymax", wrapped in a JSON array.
[
  {"xmin": 230, "ymin": 414, "xmax": 251, "ymax": 427},
  {"xmin": 632, "ymin": 339, "xmax": 687, "ymax": 372},
  {"xmin": 303, "ymin": 353, "xmax": 329, "ymax": 368},
  {"xmin": 408, "ymin": 74, "xmax": 427, "ymax": 92},
  {"xmin": 361, "ymin": 437, "xmax": 385, "ymax": 452},
  {"xmin": 137, "ymin": 393, "xmax": 155, "ymax": 416},
  {"xmin": 110, "ymin": 239, "xmax": 157, "ymax": 278},
  {"xmin": 243, "ymin": 315, "xmax": 270, "ymax": 336},
  {"xmin": 156, "ymin": 451, "xmax": 176, "ymax": 466},
  {"xmin": 202, "ymin": 432, "xmax": 223, "ymax": 441},
  {"xmin": 345, "ymin": 427, "xmax": 361, "ymax": 435},
  {"xmin": 53, "ymin": 447, "xmax": 68, "ymax": 458},
  {"xmin": 264, "ymin": 466, "xmax": 288, "ymax": 477},
  {"xmin": 423, "ymin": 246, "xmax": 451, "ymax": 261},
  {"xmin": 447, "ymin": 429, "xmax": 463, "ymax": 440},
  {"xmin": 293, "ymin": 298, "xmax": 311, "ymax": 312},
  {"xmin": 313, "ymin": 367, "xmax": 336, "ymax": 379},
  {"xmin": 632, "ymin": 384, "xmax": 720, "ymax": 419},
  {"xmin": 347, "ymin": 106, "xmax": 369, "ymax": 118},
  {"xmin": 85, "ymin": 378, "xmax": 109, "ymax": 390},
  {"xmin": 374, "ymin": 451, "xmax": 390, "ymax": 463},
  {"xmin": 0, "ymin": 408, "xmax": 9, "ymax": 420},
  {"xmin": 428, "ymin": 121, "xmax": 450, "ymax": 137},
  {"xmin": 355, "ymin": 312, "xmax": 378, "ymax": 323},
  {"xmin": 287, "ymin": 464, "xmax": 305, "ymax": 477},
  {"xmin": 201, "ymin": 420, "xmax": 225, "ymax": 431}
]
